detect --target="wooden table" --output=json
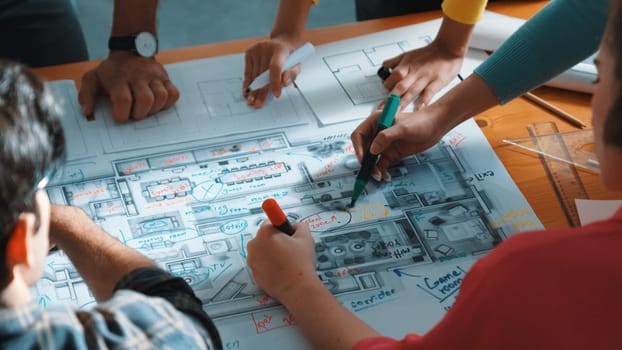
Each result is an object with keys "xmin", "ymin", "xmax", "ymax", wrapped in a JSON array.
[{"xmin": 35, "ymin": 1, "xmax": 621, "ymax": 229}]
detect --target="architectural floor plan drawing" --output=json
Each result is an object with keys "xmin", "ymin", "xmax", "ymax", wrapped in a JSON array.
[
  {"xmin": 296, "ymin": 19, "xmax": 489, "ymax": 125},
  {"xmin": 323, "ymin": 41, "xmax": 412, "ymax": 105},
  {"xmin": 37, "ymin": 118, "xmax": 541, "ymax": 347},
  {"xmin": 50, "ymin": 84, "xmax": 99, "ymax": 161},
  {"xmin": 39, "ymin": 16, "xmax": 543, "ymax": 349},
  {"xmin": 199, "ymin": 78, "xmax": 255, "ymax": 118},
  {"xmin": 296, "ymin": 20, "xmax": 444, "ymax": 125},
  {"xmin": 95, "ymin": 54, "xmax": 313, "ymax": 154}
]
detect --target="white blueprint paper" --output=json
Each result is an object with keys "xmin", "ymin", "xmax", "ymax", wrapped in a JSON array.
[
  {"xmin": 95, "ymin": 54, "xmax": 313, "ymax": 153},
  {"xmin": 39, "ymin": 17, "xmax": 542, "ymax": 349}
]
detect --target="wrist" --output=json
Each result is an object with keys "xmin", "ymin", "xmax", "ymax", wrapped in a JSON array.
[
  {"xmin": 49, "ymin": 206, "xmax": 91, "ymax": 244},
  {"xmin": 431, "ymin": 74, "xmax": 498, "ymax": 132},
  {"xmin": 426, "ymin": 100, "xmax": 461, "ymax": 137},
  {"xmin": 269, "ymin": 32, "xmax": 304, "ymax": 47},
  {"xmin": 433, "ymin": 15, "xmax": 474, "ymax": 58},
  {"xmin": 277, "ymin": 271, "xmax": 326, "ymax": 308},
  {"xmin": 109, "ymin": 32, "xmax": 158, "ymax": 58}
]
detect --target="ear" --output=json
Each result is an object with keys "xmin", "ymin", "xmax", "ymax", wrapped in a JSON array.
[{"xmin": 6, "ymin": 213, "xmax": 36, "ymax": 268}]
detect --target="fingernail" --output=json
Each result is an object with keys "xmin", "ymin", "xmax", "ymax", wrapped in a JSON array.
[
  {"xmin": 371, "ymin": 171, "xmax": 382, "ymax": 182},
  {"xmin": 369, "ymin": 144, "xmax": 378, "ymax": 155},
  {"xmin": 382, "ymin": 170, "xmax": 392, "ymax": 182}
]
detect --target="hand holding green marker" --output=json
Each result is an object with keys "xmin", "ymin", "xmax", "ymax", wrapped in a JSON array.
[{"xmin": 350, "ymin": 94, "xmax": 400, "ymax": 207}]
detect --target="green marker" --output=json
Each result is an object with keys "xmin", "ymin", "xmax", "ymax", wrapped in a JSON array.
[{"xmin": 350, "ymin": 94, "xmax": 400, "ymax": 207}]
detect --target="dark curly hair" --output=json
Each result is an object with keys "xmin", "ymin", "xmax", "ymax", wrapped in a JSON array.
[{"xmin": 0, "ymin": 60, "xmax": 66, "ymax": 287}]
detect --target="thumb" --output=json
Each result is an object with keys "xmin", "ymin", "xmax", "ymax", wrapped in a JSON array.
[
  {"xmin": 269, "ymin": 47, "xmax": 289, "ymax": 98},
  {"xmin": 383, "ymin": 53, "xmax": 403, "ymax": 69},
  {"xmin": 281, "ymin": 64, "xmax": 301, "ymax": 87},
  {"xmin": 78, "ymin": 70, "xmax": 101, "ymax": 119},
  {"xmin": 370, "ymin": 125, "xmax": 401, "ymax": 155},
  {"xmin": 291, "ymin": 222, "xmax": 312, "ymax": 242}
]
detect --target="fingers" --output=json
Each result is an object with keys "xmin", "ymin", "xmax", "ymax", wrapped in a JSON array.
[
  {"xmin": 143, "ymin": 79, "xmax": 180, "ymax": 114},
  {"xmin": 382, "ymin": 54, "xmax": 403, "ymax": 71},
  {"xmin": 108, "ymin": 78, "xmax": 177, "ymax": 122},
  {"xmin": 78, "ymin": 70, "xmax": 101, "ymax": 119},
  {"xmin": 351, "ymin": 111, "xmax": 381, "ymax": 163},
  {"xmin": 162, "ymin": 80, "xmax": 180, "ymax": 110},
  {"xmin": 148, "ymin": 80, "xmax": 167, "ymax": 115},
  {"xmin": 109, "ymin": 84, "xmax": 133, "ymax": 123},
  {"xmin": 398, "ymin": 78, "xmax": 428, "ymax": 109},
  {"xmin": 290, "ymin": 222, "xmax": 312, "ymax": 242},
  {"xmin": 84, "ymin": 53, "xmax": 178, "ymax": 123},
  {"xmin": 281, "ymin": 64, "xmax": 300, "ymax": 87},
  {"xmin": 375, "ymin": 147, "xmax": 402, "ymax": 173},
  {"xmin": 269, "ymin": 45, "xmax": 289, "ymax": 98},
  {"xmin": 416, "ymin": 80, "xmax": 444, "ymax": 110},
  {"xmin": 256, "ymin": 220, "xmax": 282, "ymax": 238},
  {"xmin": 383, "ymin": 65, "xmax": 408, "ymax": 91},
  {"xmin": 243, "ymin": 48, "xmax": 254, "ymax": 96},
  {"xmin": 130, "ymin": 82, "xmax": 155, "ymax": 120},
  {"xmin": 257, "ymin": 221, "xmax": 310, "ymax": 239},
  {"xmin": 244, "ymin": 38, "xmax": 306, "ymax": 109},
  {"xmin": 370, "ymin": 123, "xmax": 401, "ymax": 156},
  {"xmin": 245, "ymin": 44, "xmax": 272, "ymax": 107},
  {"xmin": 247, "ymin": 86, "xmax": 270, "ymax": 109},
  {"xmin": 369, "ymin": 121, "xmax": 412, "ymax": 173}
]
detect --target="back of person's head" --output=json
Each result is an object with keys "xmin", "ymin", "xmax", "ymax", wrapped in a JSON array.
[
  {"xmin": 604, "ymin": 0, "xmax": 622, "ymax": 147},
  {"xmin": 0, "ymin": 60, "xmax": 66, "ymax": 287}
]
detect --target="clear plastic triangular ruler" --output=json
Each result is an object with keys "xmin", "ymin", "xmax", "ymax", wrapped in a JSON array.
[
  {"xmin": 503, "ymin": 122, "xmax": 594, "ymax": 227},
  {"xmin": 502, "ymin": 126, "xmax": 599, "ymax": 174}
]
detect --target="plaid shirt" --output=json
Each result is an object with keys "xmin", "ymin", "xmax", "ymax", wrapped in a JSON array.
[{"xmin": 0, "ymin": 267, "xmax": 222, "ymax": 349}]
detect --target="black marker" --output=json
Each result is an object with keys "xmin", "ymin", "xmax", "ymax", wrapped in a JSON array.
[{"xmin": 377, "ymin": 66, "xmax": 392, "ymax": 81}]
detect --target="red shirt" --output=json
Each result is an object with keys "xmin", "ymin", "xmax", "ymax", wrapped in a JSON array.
[{"xmin": 354, "ymin": 207, "xmax": 622, "ymax": 349}]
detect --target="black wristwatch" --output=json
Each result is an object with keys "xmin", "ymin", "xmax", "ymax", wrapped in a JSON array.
[{"xmin": 108, "ymin": 32, "xmax": 158, "ymax": 58}]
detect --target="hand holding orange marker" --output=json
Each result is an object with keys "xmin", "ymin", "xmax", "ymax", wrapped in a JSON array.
[{"xmin": 261, "ymin": 198, "xmax": 295, "ymax": 236}]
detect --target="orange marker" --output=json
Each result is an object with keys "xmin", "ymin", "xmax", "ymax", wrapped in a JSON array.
[{"xmin": 261, "ymin": 198, "xmax": 295, "ymax": 235}]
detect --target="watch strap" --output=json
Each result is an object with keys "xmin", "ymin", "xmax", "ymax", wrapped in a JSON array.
[{"xmin": 108, "ymin": 36, "xmax": 137, "ymax": 51}]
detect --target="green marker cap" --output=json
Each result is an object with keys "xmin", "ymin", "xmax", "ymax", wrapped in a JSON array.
[{"xmin": 378, "ymin": 94, "xmax": 400, "ymax": 129}]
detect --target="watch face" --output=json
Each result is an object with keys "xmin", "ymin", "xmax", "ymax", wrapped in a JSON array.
[{"xmin": 135, "ymin": 32, "xmax": 158, "ymax": 57}]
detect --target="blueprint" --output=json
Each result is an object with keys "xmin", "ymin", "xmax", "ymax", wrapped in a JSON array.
[
  {"xmin": 96, "ymin": 54, "xmax": 312, "ymax": 153},
  {"xmin": 296, "ymin": 18, "xmax": 489, "ymax": 125},
  {"xmin": 38, "ymin": 17, "xmax": 542, "ymax": 350}
]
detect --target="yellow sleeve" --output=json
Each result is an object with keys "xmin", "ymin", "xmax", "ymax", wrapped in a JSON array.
[
  {"xmin": 311, "ymin": 0, "xmax": 319, "ymax": 4},
  {"xmin": 441, "ymin": 0, "xmax": 488, "ymax": 24}
]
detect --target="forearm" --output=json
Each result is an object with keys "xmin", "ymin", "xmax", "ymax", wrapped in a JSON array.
[
  {"xmin": 111, "ymin": 0, "xmax": 158, "ymax": 36},
  {"xmin": 280, "ymin": 277, "xmax": 379, "ymax": 350},
  {"xmin": 475, "ymin": 0, "xmax": 607, "ymax": 103},
  {"xmin": 50, "ymin": 205, "xmax": 155, "ymax": 301},
  {"xmin": 431, "ymin": 73, "xmax": 499, "ymax": 131},
  {"xmin": 270, "ymin": 0, "xmax": 313, "ymax": 42},
  {"xmin": 433, "ymin": 15, "xmax": 475, "ymax": 59}
]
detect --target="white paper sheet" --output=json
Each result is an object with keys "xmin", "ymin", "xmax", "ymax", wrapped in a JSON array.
[
  {"xmin": 41, "ymin": 17, "xmax": 544, "ymax": 349},
  {"xmin": 95, "ymin": 54, "xmax": 313, "ymax": 153},
  {"xmin": 576, "ymin": 199, "xmax": 622, "ymax": 226}
]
